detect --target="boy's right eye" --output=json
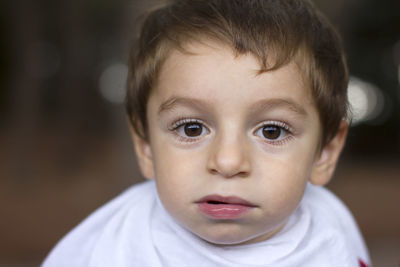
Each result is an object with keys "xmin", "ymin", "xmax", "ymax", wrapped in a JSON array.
[{"xmin": 170, "ymin": 119, "xmax": 210, "ymax": 141}]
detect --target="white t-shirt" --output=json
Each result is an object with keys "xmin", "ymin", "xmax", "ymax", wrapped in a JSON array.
[{"xmin": 42, "ymin": 180, "xmax": 371, "ymax": 267}]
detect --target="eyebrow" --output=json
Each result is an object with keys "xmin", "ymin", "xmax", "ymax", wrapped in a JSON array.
[
  {"xmin": 249, "ymin": 98, "xmax": 308, "ymax": 117},
  {"xmin": 158, "ymin": 96, "xmax": 212, "ymax": 115},
  {"xmin": 158, "ymin": 96, "xmax": 308, "ymax": 117}
]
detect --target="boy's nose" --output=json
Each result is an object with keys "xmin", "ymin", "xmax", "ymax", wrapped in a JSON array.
[{"xmin": 207, "ymin": 133, "xmax": 251, "ymax": 178}]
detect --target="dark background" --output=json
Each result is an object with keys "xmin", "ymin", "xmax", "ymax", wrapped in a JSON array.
[{"xmin": 0, "ymin": 0, "xmax": 399, "ymax": 266}]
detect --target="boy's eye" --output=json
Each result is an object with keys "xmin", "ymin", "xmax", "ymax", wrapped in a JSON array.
[
  {"xmin": 261, "ymin": 125, "xmax": 282, "ymax": 140},
  {"xmin": 183, "ymin": 122, "xmax": 203, "ymax": 137},
  {"xmin": 171, "ymin": 119, "xmax": 210, "ymax": 140},
  {"xmin": 254, "ymin": 121, "xmax": 292, "ymax": 142}
]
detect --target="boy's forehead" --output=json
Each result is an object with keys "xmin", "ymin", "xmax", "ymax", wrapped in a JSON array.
[
  {"xmin": 163, "ymin": 40, "xmax": 263, "ymax": 72},
  {"xmin": 157, "ymin": 41, "xmax": 312, "ymax": 97},
  {"xmin": 159, "ymin": 39, "xmax": 310, "ymax": 89},
  {"xmin": 151, "ymin": 41, "xmax": 316, "ymax": 117}
]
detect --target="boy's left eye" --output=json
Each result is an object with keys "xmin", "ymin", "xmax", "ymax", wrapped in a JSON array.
[
  {"xmin": 182, "ymin": 122, "xmax": 204, "ymax": 137},
  {"xmin": 261, "ymin": 125, "xmax": 282, "ymax": 140},
  {"xmin": 254, "ymin": 122, "xmax": 292, "ymax": 142}
]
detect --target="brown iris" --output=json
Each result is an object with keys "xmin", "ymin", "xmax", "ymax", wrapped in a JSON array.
[
  {"xmin": 262, "ymin": 126, "xmax": 281, "ymax": 140},
  {"xmin": 184, "ymin": 123, "xmax": 203, "ymax": 137}
]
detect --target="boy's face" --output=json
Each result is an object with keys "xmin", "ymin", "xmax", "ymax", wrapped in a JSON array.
[{"xmin": 133, "ymin": 41, "xmax": 346, "ymax": 245}]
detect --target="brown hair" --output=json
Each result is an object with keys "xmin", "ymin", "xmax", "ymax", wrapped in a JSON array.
[{"xmin": 126, "ymin": 0, "xmax": 348, "ymax": 147}]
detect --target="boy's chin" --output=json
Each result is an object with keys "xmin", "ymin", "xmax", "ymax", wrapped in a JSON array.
[
  {"xmin": 198, "ymin": 230, "xmax": 272, "ymax": 246},
  {"xmin": 194, "ymin": 226, "xmax": 282, "ymax": 246},
  {"xmin": 202, "ymin": 235, "xmax": 255, "ymax": 246}
]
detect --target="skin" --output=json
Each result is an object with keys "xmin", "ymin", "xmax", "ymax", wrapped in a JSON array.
[{"xmin": 132, "ymin": 41, "xmax": 348, "ymax": 246}]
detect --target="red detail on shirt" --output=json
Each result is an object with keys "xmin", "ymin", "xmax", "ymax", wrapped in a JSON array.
[{"xmin": 359, "ymin": 259, "xmax": 369, "ymax": 267}]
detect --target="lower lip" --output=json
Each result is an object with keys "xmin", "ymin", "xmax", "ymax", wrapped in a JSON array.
[{"xmin": 197, "ymin": 203, "xmax": 253, "ymax": 219}]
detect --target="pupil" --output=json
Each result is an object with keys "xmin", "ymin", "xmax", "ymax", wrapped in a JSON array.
[
  {"xmin": 262, "ymin": 126, "xmax": 281, "ymax": 140},
  {"xmin": 184, "ymin": 123, "xmax": 202, "ymax": 137}
]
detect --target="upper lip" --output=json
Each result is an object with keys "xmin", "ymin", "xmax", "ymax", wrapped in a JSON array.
[{"xmin": 196, "ymin": 195, "xmax": 257, "ymax": 207}]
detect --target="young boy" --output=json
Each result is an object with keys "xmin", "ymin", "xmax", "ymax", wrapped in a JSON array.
[{"xmin": 43, "ymin": 0, "xmax": 371, "ymax": 266}]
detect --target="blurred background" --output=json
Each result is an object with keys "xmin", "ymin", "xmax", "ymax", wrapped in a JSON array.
[{"xmin": 0, "ymin": 0, "xmax": 399, "ymax": 266}]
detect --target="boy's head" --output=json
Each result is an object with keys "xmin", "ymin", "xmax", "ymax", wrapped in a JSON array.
[
  {"xmin": 126, "ymin": 0, "xmax": 349, "ymax": 148},
  {"xmin": 126, "ymin": 0, "xmax": 349, "ymax": 245}
]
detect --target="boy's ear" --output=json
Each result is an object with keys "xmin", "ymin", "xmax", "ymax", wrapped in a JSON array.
[
  {"xmin": 130, "ymin": 125, "xmax": 155, "ymax": 180},
  {"xmin": 309, "ymin": 120, "xmax": 349, "ymax": 186}
]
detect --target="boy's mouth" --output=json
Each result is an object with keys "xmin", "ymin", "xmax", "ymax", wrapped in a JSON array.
[{"xmin": 196, "ymin": 195, "xmax": 257, "ymax": 219}]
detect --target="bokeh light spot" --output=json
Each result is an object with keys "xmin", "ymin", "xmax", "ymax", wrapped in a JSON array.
[
  {"xmin": 347, "ymin": 77, "xmax": 385, "ymax": 125},
  {"xmin": 99, "ymin": 63, "xmax": 128, "ymax": 104}
]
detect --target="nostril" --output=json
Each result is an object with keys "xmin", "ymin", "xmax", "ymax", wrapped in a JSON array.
[
  {"xmin": 237, "ymin": 171, "xmax": 249, "ymax": 178},
  {"xmin": 209, "ymin": 169, "xmax": 219, "ymax": 175}
]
